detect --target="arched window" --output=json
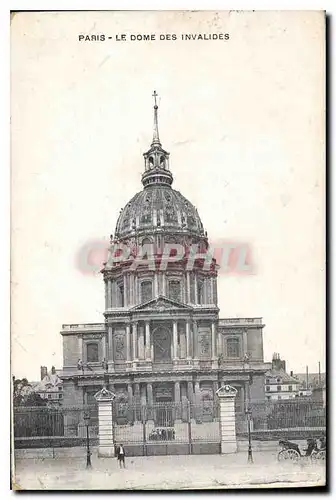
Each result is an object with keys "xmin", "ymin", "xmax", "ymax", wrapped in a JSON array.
[
  {"xmin": 141, "ymin": 280, "xmax": 153, "ymax": 303},
  {"xmin": 117, "ymin": 282, "xmax": 124, "ymax": 307},
  {"xmin": 226, "ymin": 337, "xmax": 240, "ymax": 358},
  {"xmin": 87, "ymin": 343, "xmax": 99, "ymax": 363},
  {"xmin": 197, "ymin": 279, "xmax": 204, "ymax": 304},
  {"xmin": 168, "ymin": 280, "xmax": 181, "ymax": 302}
]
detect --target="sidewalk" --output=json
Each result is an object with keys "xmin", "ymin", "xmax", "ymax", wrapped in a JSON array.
[{"xmin": 13, "ymin": 451, "xmax": 326, "ymax": 490}]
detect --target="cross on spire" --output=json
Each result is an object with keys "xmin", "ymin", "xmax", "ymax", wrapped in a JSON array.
[
  {"xmin": 152, "ymin": 90, "xmax": 160, "ymax": 145},
  {"xmin": 152, "ymin": 90, "xmax": 158, "ymax": 108}
]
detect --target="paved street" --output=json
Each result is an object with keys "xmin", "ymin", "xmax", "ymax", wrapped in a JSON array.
[{"xmin": 14, "ymin": 451, "xmax": 326, "ymax": 490}]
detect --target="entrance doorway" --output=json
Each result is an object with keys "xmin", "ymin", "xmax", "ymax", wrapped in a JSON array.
[{"xmin": 154, "ymin": 383, "xmax": 173, "ymax": 426}]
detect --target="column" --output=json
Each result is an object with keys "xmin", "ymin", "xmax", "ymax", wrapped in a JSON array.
[
  {"xmin": 193, "ymin": 320, "xmax": 198, "ymax": 358},
  {"xmin": 209, "ymin": 277, "xmax": 214, "ymax": 304},
  {"xmin": 94, "ymin": 387, "xmax": 115, "ymax": 457},
  {"xmin": 102, "ymin": 334, "xmax": 107, "ymax": 360},
  {"xmin": 107, "ymin": 280, "xmax": 112, "ymax": 309},
  {"xmin": 108, "ymin": 326, "xmax": 114, "ymax": 363},
  {"xmin": 134, "ymin": 275, "xmax": 138, "ymax": 305},
  {"xmin": 187, "ymin": 381, "xmax": 194, "ymax": 404},
  {"xmin": 194, "ymin": 380, "xmax": 202, "ymax": 422},
  {"xmin": 186, "ymin": 272, "xmax": 191, "ymax": 303},
  {"xmin": 132, "ymin": 322, "xmax": 138, "ymax": 362},
  {"xmin": 173, "ymin": 321, "xmax": 178, "ymax": 360},
  {"xmin": 126, "ymin": 324, "xmax": 131, "ymax": 365},
  {"xmin": 243, "ymin": 329, "xmax": 248, "ymax": 356},
  {"xmin": 129, "ymin": 274, "xmax": 134, "ymax": 306},
  {"xmin": 145, "ymin": 321, "xmax": 151, "ymax": 360},
  {"xmin": 174, "ymin": 381, "xmax": 181, "ymax": 403},
  {"xmin": 154, "ymin": 273, "xmax": 159, "ymax": 297},
  {"xmin": 123, "ymin": 274, "xmax": 127, "ymax": 307},
  {"xmin": 112, "ymin": 281, "xmax": 118, "ymax": 307},
  {"xmin": 186, "ymin": 320, "xmax": 191, "ymax": 359},
  {"xmin": 180, "ymin": 326, "xmax": 186, "ymax": 359},
  {"xmin": 134, "ymin": 383, "xmax": 141, "ymax": 422},
  {"xmin": 162, "ymin": 273, "xmax": 166, "ymax": 296},
  {"xmin": 217, "ymin": 331, "xmax": 222, "ymax": 357},
  {"xmin": 216, "ymin": 385, "xmax": 238, "ymax": 454},
  {"xmin": 127, "ymin": 383, "xmax": 133, "ymax": 405},
  {"xmin": 138, "ymin": 325, "xmax": 145, "ymax": 360},
  {"xmin": 194, "ymin": 274, "xmax": 198, "ymax": 304},
  {"xmin": 175, "ymin": 381, "xmax": 181, "ymax": 421},
  {"xmin": 147, "ymin": 383, "xmax": 153, "ymax": 405},
  {"xmin": 147, "ymin": 382, "xmax": 154, "ymax": 421},
  {"xmin": 105, "ymin": 280, "xmax": 108, "ymax": 310},
  {"xmin": 211, "ymin": 322, "xmax": 217, "ymax": 359}
]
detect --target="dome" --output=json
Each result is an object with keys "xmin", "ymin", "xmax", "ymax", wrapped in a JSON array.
[
  {"xmin": 113, "ymin": 92, "xmax": 205, "ymax": 243},
  {"xmin": 115, "ymin": 184, "xmax": 204, "ymax": 239}
]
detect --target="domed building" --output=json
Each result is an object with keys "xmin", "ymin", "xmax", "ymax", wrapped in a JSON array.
[{"xmin": 60, "ymin": 93, "xmax": 268, "ymax": 446}]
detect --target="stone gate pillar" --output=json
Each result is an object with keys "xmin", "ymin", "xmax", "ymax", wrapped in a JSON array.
[
  {"xmin": 94, "ymin": 387, "xmax": 116, "ymax": 458},
  {"xmin": 216, "ymin": 385, "xmax": 237, "ymax": 454}
]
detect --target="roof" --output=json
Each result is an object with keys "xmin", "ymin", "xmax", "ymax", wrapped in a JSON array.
[{"xmin": 265, "ymin": 368, "xmax": 299, "ymax": 384}]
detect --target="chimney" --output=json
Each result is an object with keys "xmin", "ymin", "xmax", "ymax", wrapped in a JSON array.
[
  {"xmin": 290, "ymin": 370, "xmax": 293, "ymax": 377},
  {"xmin": 40, "ymin": 366, "xmax": 48, "ymax": 380},
  {"xmin": 51, "ymin": 366, "xmax": 56, "ymax": 375}
]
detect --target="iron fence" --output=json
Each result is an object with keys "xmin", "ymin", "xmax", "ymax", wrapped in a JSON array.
[{"xmin": 13, "ymin": 398, "xmax": 326, "ymax": 446}]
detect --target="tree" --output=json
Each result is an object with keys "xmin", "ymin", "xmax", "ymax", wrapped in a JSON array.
[{"xmin": 12, "ymin": 377, "xmax": 46, "ymax": 407}]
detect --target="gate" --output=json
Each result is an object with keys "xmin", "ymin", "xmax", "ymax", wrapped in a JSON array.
[{"xmin": 113, "ymin": 400, "xmax": 220, "ymax": 456}]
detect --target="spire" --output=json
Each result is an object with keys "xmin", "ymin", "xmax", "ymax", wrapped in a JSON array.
[
  {"xmin": 152, "ymin": 90, "xmax": 161, "ymax": 145},
  {"xmin": 142, "ymin": 91, "xmax": 173, "ymax": 188}
]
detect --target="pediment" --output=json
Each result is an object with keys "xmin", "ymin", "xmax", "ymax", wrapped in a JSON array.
[{"xmin": 131, "ymin": 295, "xmax": 192, "ymax": 312}]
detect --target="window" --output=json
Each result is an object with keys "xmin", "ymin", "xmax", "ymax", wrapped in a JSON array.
[
  {"xmin": 141, "ymin": 280, "xmax": 153, "ymax": 302},
  {"xmin": 48, "ymin": 394, "xmax": 52, "ymax": 399},
  {"xmin": 266, "ymin": 378, "xmax": 270, "ymax": 384},
  {"xmin": 197, "ymin": 279, "xmax": 204, "ymax": 304},
  {"xmin": 277, "ymin": 385, "xmax": 281, "ymax": 392},
  {"xmin": 278, "ymin": 395, "xmax": 281, "ymax": 400},
  {"xmin": 288, "ymin": 385, "xmax": 293, "ymax": 391},
  {"xmin": 226, "ymin": 337, "xmax": 240, "ymax": 358},
  {"xmin": 59, "ymin": 394, "xmax": 63, "ymax": 399},
  {"xmin": 117, "ymin": 283, "xmax": 124, "ymax": 307},
  {"xmin": 169, "ymin": 280, "xmax": 181, "ymax": 302},
  {"xmin": 87, "ymin": 343, "xmax": 99, "ymax": 363},
  {"xmin": 266, "ymin": 386, "xmax": 270, "ymax": 392},
  {"xmin": 266, "ymin": 396, "xmax": 271, "ymax": 401},
  {"xmin": 58, "ymin": 386, "xmax": 62, "ymax": 391},
  {"xmin": 141, "ymin": 213, "xmax": 152, "ymax": 224},
  {"xmin": 277, "ymin": 378, "xmax": 281, "ymax": 383}
]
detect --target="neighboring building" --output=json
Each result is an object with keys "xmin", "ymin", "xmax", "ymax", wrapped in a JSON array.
[
  {"xmin": 265, "ymin": 353, "xmax": 300, "ymax": 400},
  {"xmin": 31, "ymin": 366, "xmax": 63, "ymax": 405},
  {"xmin": 60, "ymin": 95, "xmax": 269, "ymax": 418}
]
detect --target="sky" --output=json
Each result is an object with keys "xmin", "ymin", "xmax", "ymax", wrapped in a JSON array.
[{"xmin": 10, "ymin": 10, "xmax": 325, "ymax": 381}]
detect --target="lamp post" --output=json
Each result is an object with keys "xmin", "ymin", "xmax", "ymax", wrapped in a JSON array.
[
  {"xmin": 245, "ymin": 407, "xmax": 253, "ymax": 463},
  {"xmin": 83, "ymin": 411, "xmax": 92, "ymax": 469}
]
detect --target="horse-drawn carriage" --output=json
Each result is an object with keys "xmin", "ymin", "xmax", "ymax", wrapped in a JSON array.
[{"xmin": 277, "ymin": 437, "xmax": 326, "ymax": 463}]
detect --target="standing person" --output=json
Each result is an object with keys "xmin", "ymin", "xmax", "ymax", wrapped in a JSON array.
[{"xmin": 115, "ymin": 443, "xmax": 126, "ymax": 468}]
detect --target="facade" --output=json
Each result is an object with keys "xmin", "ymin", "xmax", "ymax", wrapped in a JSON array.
[
  {"xmin": 265, "ymin": 354, "xmax": 300, "ymax": 400},
  {"xmin": 60, "ymin": 95, "xmax": 269, "ymax": 419},
  {"xmin": 31, "ymin": 366, "xmax": 63, "ymax": 405}
]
